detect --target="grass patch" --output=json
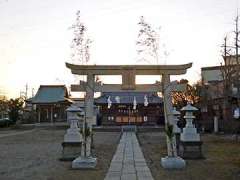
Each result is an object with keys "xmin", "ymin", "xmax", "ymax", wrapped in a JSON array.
[{"xmin": 138, "ymin": 132, "xmax": 240, "ymax": 180}]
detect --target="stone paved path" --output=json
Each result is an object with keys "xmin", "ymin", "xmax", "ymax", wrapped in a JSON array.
[{"xmin": 104, "ymin": 132, "xmax": 154, "ymax": 180}]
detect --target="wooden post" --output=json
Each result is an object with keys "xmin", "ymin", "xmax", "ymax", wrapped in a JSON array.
[
  {"xmin": 51, "ymin": 106, "xmax": 53, "ymax": 123},
  {"xmin": 46, "ymin": 108, "xmax": 49, "ymax": 120},
  {"xmin": 38, "ymin": 106, "xmax": 41, "ymax": 123}
]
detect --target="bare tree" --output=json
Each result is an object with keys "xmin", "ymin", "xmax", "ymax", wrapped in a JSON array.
[
  {"xmin": 232, "ymin": 15, "xmax": 240, "ymax": 94},
  {"xmin": 69, "ymin": 10, "xmax": 97, "ymax": 84},
  {"xmin": 220, "ymin": 16, "xmax": 240, "ymax": 100},
  {"xmin": 136, "ymin": 16, "xmax": 160, "ymax": 64},
  {"xmin": 70, "ymin": 10, "xmax": 92, "ymax": 65},
  {"xmin": 218, "ymin": 15, "xmax": 240, "ymax": 127}
]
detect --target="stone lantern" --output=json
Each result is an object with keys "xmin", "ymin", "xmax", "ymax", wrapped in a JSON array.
[
  {"xmin": 61, "ymin": 105, "xmax": 83, "ymax": 161},
  {"xmin": 64, "ymin": 105, "xmax": 83, "ymax": 142},
  {"xmin": 180, "ymin": 102, "xmax": 203, "ymax": 159}
]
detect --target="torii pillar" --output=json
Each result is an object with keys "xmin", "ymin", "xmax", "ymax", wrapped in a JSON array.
[{"xmin": 85, "ymin": 74, "xmax": 95, "ymax": 127}]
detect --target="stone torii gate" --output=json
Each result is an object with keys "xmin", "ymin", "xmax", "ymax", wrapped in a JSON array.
[
  {"xmin": 66, "ymin": 63, "xmax": 192, "ymax": 125},
  {"xmin": 66, "ymin": 63, "xmax": 192, "ymax": 158}
]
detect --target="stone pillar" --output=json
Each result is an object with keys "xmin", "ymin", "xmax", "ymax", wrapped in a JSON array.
[
  {"xmin": 162, "ymin": 74, "xmax": 174, "ymax": 125},
  {"xmin": 172, "ymin": 107, "xmax": 181, "ymax": 154},
  {"xmin": 72, "ymin": 85, "xmax": 97, "ymax": 169},
  {"xmin": 162, "ymin": 74, "xmax": 175, "ymax": 155},
  {"xmin": 85, "ymin": 74, "xmax": 95, "ymax": 127},
  {"xmin": 78, "ymin": 73, "xmax": 96, "ymax": 159}
]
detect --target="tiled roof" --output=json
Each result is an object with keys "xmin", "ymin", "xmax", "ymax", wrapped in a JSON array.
[
  {"xmin": 95, "ymin": 92, "xmax": 162, "ymax": 104},
  {"xmin": 31, "ymin": 85, "xmax": 70, "ymax": 104}
]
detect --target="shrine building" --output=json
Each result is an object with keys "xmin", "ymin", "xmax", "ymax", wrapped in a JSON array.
[
  {"xmin": 29, "ymin": 85, "xmax": 72, "ymax": 123},
  {"xmin": 95, "ymin": 91, "xmax": 164, "ymax": 126}
]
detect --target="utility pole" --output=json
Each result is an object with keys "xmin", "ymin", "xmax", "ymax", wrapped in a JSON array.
[
  {"xmin": 25, "ymin": 84, "xmax": 28, "ymax": 100},
  {"xmin": 221, "ymin": 36, "xmax": 231, "ymax": 93},
  {"xmin": 235, "ymin": 15, "xmax": 239, "ymax": 65},
  {"xmin": 32, "ymin": 88, "xmax": 35, "ymax": 98},
  {"xmin": 222, "ymin": 37, "xmax": 227, "ymax": 98},
  {"xmin": 220, "ymin": 35, "xmax": 233, "ymax": 127}
]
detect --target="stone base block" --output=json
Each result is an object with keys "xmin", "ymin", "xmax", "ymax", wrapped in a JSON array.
[
  {"xmin": 60, "ymin": 142, "xmax": 82, "ymax": 161},
  {"xmin": 180, "ymin": 141, "xmax": 203, "ymax": 159},
  {"xmin": 161, "ymin": 156, "xmax": 186, "ymax": 169},
  {"xmin": 72, "ymin": 156, "xmax": 97, "ymax": 169}
]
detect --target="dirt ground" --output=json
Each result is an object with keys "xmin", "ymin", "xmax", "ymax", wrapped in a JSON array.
[
  {"xmin": 0, "ymin": 129, "xmax": 120, "ymax": 180},
  {"xmin": 138, "ymin": 132, "xmax": 240, "ymax": 180},
  {"xmin": 1, "ymin": 128, "xmax": 240, "ymax": 180}
]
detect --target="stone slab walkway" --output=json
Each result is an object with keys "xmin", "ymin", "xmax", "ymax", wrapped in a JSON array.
[{"xmin": 104, "ymin": 132, "xmax": 154, "ymax": 180}]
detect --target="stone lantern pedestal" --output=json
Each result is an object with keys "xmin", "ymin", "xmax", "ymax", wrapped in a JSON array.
[
  {"xmin": 172, "ymin": 107, "xmax": 181, "ymax": 154},
  {"xmin": 60, "ymin": 105, "xmax": 83, "ymax": 161},
  {"xmin": 180, "ymin": 102, "xmax": 203, "ymax": 159}
]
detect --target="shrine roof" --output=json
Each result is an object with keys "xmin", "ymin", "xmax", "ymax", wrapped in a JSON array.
[
  {"xmin": 30, "ymin": 85, "xmax": 72, "ymax": 104},
  {"xmin": 95, "ymin": 91, "xmax": 163, "ymax": 104}
]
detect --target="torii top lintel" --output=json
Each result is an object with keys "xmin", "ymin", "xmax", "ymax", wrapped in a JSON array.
[{"xmin": 65, "ymin": 62, "xmax": 192, "ymax": 76}]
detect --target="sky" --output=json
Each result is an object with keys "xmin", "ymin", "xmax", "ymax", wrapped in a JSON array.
[{"xmin": 0, "ymin": 0, "xmax": 239, "ymax": 98}]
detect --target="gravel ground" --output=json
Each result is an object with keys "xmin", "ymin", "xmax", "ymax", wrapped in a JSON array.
[
  {"xmin": 138, "ymin": 132, "xmax": 240, "ymax": 180},
  {"xmin": 0, "ymin": 129, "xmax": 120, "ymax": 180}
]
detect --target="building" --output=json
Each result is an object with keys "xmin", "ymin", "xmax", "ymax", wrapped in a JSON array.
[
  {"xmin": 202, "ymin": 55, "xmax": 240, "ymax": 84},
  {"xmin": 201, "ymin": 55, "xmax": 240, "ymax": 132},
  {"xmin": 28, "ymin": 85, "xmax": 72, "ymax": 123},
  {"xmin": 201, "ymin": 66, "xmax": 223, "ymax": 84},
  {"xmin": 95, "ymin": 92, "xmax": 164, "ymax": 126}
]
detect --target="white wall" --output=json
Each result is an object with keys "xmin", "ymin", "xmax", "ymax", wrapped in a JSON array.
[{"xmin": 202, "ymin": 69, "xmax": 223, "ymax": 83}]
